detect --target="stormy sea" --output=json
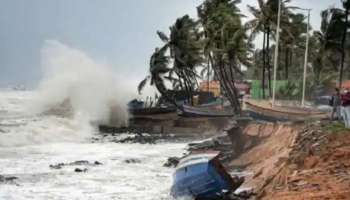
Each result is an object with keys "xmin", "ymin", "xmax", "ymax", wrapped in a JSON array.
[{"xmin": 0, "ymin": 41, "xmax": 188, "ymax": 200}]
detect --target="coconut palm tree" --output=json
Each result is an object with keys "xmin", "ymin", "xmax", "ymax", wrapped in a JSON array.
[
  {"xmin": 156, "ymin": 15, "xmax": 203, "ymax": 104},
  {"xmin": 138, "ymin": 15, "xmax": 203, "ymax": 106},
  {"xmin": 311, "ymin": 8, "xmax": 344, "ymax": 88},
  {"xmin": 138, "ymin": 46, "xmax": 183, "ymax": 109},
  {"xmin": 246, "ymin": 0, "xmax": 293, "ymax": 98},
  {"xmin": 280, "ymin": 13, "xmax": 307, "ymax": 80},
  {"xmin": 198, "ymin": 0, "xmax": 251, "ymax": 113},
  {"xmin": 317, "ymin": 10, "xmax": 344, "ymax": 62},
  {"xmin": 138, "ymin": 46, "xmax": 170, "ymax": 97}
]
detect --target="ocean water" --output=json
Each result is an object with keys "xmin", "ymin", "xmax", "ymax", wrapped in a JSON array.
[{"xmin": 0, "ymin": 90, "xmax": 187, "ymax": 200}]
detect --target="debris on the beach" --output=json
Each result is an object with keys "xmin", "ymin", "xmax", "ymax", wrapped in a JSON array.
[
  {"xmin": 74, "ymin": 168, "xmax": 88, "ymax": 173},
  {"xmin": 49, "ymin": 160, "xmax": 103, "ymax": 170},
  {"xmin": 0, "ymin": 175, "xmax": 19, "ymax": 186},
  {"xmin": 124, "ymin": 158, "xmax": 141, "ymax": 164},
  {"xmin": 163, "ymin": 157, "xmax": 180, "ymax": 168},
  {"xmin": 0, "ymin": 175, "xmax": 18, "ymax": 182}
]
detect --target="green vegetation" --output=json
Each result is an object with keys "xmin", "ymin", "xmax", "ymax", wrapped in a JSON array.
[
  {"xmin": 324, "ymin": 121, "xmax": 349, "ymax": 133},
  {"xmin": 139, "ymin": 0, "xmax": 350, "ymax": 109}
]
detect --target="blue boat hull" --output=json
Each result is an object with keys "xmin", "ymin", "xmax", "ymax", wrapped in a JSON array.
[{"xmin": 171, "ymin": 162, "xmax": 232, "ymax": 200}]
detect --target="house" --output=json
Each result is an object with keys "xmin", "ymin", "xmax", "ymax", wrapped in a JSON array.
[
  {"xmin": 338, "ymin": 80, "xmax": 350, "ymax": 90},
  {"xmin": 199, "ymin": 81, "xmax": 221, "ymax": 97},
  {"xmin": 199, "ymin": 80, "xmax": 250, "ymax": 97}
]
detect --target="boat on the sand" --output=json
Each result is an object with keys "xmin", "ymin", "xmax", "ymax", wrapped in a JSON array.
[
  {"xmin": 244, "ymin": 100, "xmax": 328, "ymax": 122},
  {"xmin": 127, "ymin": 99, "xmax": 177, "ymax": 115},
  {"xmin": 128, "ymin": 106, "xmax": 176, "ymax": 115},
  {"xmin": 170, "ymin": 151, "xmax": 243, "ymax": 200},
  {"xmin": 178, "ymin": 105, "xmax": 235, "ymax": 118}
]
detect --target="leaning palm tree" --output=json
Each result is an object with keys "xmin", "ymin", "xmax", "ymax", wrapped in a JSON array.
[
  {"xmin": 138, "ymin": 46, "xmax": 179, "ymax": 108},
  {"xmin": 138, "ymin": 15, "xmax": 203, "ymax": 106},
  {"xmin": 157, "ymin": 15, "xmax": 204, "ymax": 104},
  {"xmin": 198, "ymin": 0, "xmax": 251, "ymax": 114}
]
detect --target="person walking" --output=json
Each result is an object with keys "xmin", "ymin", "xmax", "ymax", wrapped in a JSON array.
[{"xmin": 340, "ymin": 89, "xmax": 350, "ymax": 128}]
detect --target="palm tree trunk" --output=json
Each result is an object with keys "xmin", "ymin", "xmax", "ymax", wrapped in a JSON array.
[
  {"xmin": 290, "ymin": 49, "xmax": 293, "ymax": 76},
  {"xmin": 266, "ymin": 26, "xmax": 272, "ymax": 97},
  {"xmin": 224, "ymin": 61, "xmax": 240, "ymax": 112},
  {"xmin": 278, "ymin": 42, "xmax": 282, "ymax": 79},
  {"xmin": 228, "ymin": 62, "xmax": 242, "ymax": 114},
  {"xmin": 339, "ymin": 7, "xmax": 349, "ymax": 89},
  {"xmin": 188, "ymin": 76, "xmax": 195, "ymax": 105},
  {"xmin": 154, "ymin": 79, "xmax": 182, "ymax": 110},
  {"xmin": 220, "ymin": 64, "xmax": 239, "ymax": 112},
  {"xmin": 215, "ymin": 57, "xmax": 238, "ymax": 112},
  {"xmin": 210, "ymin": 53, "xmax": 238, "ymax": 112},
  {"xmin": 207, "ymin": 57, "xmax": 210, "ymax": 94},
  {"xmin": 176, "ymin": 70, "xmax": 191, "ymax": 105},
  {"xmin": 208, "ymin": 53, "xmax": 218, "ymax": 81},
  {"xmin": 285, "ymin": 48, "xmax": 289, "ymax": 79},
  {"xmin": 180, "ymin": 71, "xmax": 193, "ymax": 105},
  {"xmin": 175, "ymin": 71, "xmax": 185, "ymax": 91},
  {"xmin": 262, "ymin": 29, "xmax": 266, "ymax": 99}
]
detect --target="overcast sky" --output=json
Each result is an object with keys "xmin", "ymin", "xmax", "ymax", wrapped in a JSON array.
[{"xmin": 0, "ymin": 0, "xmax": 342, "ymax": 88}]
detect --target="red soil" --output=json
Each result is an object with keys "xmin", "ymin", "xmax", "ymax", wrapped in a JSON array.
[{"xmin": 231, "ymin": 122, "xmax": 350, "ymax": 200}]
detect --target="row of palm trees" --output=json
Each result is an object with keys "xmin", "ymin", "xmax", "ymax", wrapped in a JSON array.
[
  {"xmin": 246, "ymin": 0, "xmax": 296, "ymax": 98},
  {"xmin": 306, "ymin": 2, "xmax": 350, "ymax": 94},
  {"xmin": 138, "ymin": 0, "xmax": 350, "ymax": 112},
  {"xmin": 139, "ymin": 0, "xmax": 249, "ymax": 113}
]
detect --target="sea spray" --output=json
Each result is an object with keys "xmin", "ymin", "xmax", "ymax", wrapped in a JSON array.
[
  {"xmin": 0, "ymin": 41, "xmax": 137, "ymax": 146},
  {"xmin": 32, "ymin": 40, "xmax": 132, "ymax": 126}
]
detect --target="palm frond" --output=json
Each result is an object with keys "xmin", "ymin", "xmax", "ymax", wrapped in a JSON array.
[
  {"xmin": 137, "ymin": 76, "xmax": 150, "ymax": 94},
  {"xmin": 157, "ymin": 31, "xmax": 169, "ymax": 43}
]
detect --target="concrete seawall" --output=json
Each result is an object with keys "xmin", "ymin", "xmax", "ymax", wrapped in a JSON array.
[{"xmin": 100, "ymin": 113, "xmax": 235, "ymax": 136}]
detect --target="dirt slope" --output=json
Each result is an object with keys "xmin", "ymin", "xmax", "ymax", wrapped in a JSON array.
[
  {"xmin": 229, "ymin": 122, "xmax": 300, "ymax": 192},
  {"xmin": 230, "ymin": 121, "xmax": 350, "ymax": 200}
]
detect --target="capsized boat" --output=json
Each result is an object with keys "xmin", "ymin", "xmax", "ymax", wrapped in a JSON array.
[
  {"xmin": 170, "ymin": 151, "xmax": 242, "ymax": 200},
  {"xmin": 244, "ymin": 99, "xmax": 328, "ymax": 122}
]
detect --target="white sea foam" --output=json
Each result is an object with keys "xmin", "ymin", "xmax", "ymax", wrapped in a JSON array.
[
  {"xmin": 0, "ymin": 90, "xmax": 93, "ymax": 147},
  {"xmin": 0, "ymin": 135, "xmax": 187, "ymax": 200},
  {"xmin": 0, "ymin": 41, "xmax": 189, "ymax": 200},
  {"xmin": 32, "ymin": 40, "xmax": 131, "ymax": 127},
  {"xmin": 0, "ymin": 89, "xmax": 187, "ymax": 199},
  {"xmin": 0, "ymin": 41, "xmax": 139, "ymax": 146}
]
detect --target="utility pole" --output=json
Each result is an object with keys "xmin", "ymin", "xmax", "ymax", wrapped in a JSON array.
[
  {"xmin": 301, "ymin": 9, "xmax": 311, "ymax": 107},
  {"xmin": 272, "ymin": 0, "xmax": 281, "ymax": 107}
]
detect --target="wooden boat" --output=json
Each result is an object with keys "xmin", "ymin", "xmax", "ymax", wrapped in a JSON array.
[
  {"xmin": 170, "ymin": 151, "xmax": 242, "ymax": 200},
  {"xmin": 244, "ymin": 100, "xmax": 328, "ymax": 122},
  {"xmin": 128, "ymin": 106, "xmax": 176, "ymax": 115},
  {"xmin": 178, "ymin": 105, "xmax": 235, "ymax": 118}
]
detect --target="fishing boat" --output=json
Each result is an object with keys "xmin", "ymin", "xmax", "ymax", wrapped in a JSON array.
[
  {"xmin": 170, "ymin": 151, "xmax": 242, "ymax": 200},
  {"xmin": 128, "ymin": 106, "xmax": 176, "ymax": 115},
  {"xmin": 244, "ymin": 99, "xmax": 328, "ymax": 122},
  {"xmin": 178, "ymin": 105, "xmax": 235, "ymax": 118}
]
